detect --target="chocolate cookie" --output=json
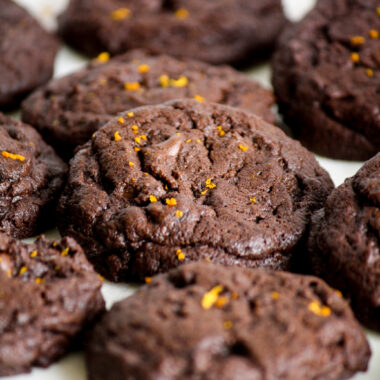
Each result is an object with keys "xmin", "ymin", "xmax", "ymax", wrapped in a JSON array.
[
  {"xmin": 57, "ymin": 0, "xmax": 286, "ymax": 65},
  {"xmin": 308, "ymin": 153, "xmax": 380, "ymax": 331},
  {"xmin": 57, "ymin": 100, "xmax": 333, "ymax": 282},
  {"xmin": 0, "ymin": 113, "xmax": 67, "ymax": 239},
  {"xmin": 272, "ymin": 0, "xmax": 380, "ymax": 160},
  {"xmin": 22, "ymin": 50, "xmax": 275, "ymax": 160},
  {"xmin": 86, "ymin": 262, "xmax": 370, "ymax": 380},
  {"xmin": 0, "ymin": 233, "xmax": 105, "ymax": 376},
  {"xmin": 0, "ymin": 0, "xmax": 58, "ymax": 110}
]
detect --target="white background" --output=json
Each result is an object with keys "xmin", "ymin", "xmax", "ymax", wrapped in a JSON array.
[{"xmin": 4, "ymin": 1, "xmax": 379, "ymax": 379}]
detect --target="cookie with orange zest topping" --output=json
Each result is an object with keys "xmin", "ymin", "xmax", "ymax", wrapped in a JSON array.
[
  {"xmin": 0, "ymin": 113, "xmax": 66, "ymax": 238},
  {"xmin": 0, "ymin": 233, "xmax": 104, "ymax": 376},
  {"xmin": 57, "ymin": 0, "xmax": 286, "ymax": 65},
  {"xmin": 57, "ymin": 100, "xmax": 333, "ymax": 282},
  {"xmin": 86, "ymin": 262, "xmax": 370, "ymax": 380},
  {"xmin": 273, "ymin": 0, "xmax": 380, "ymax": 160},
  {"xmin": 22, "ymin": 50, "xmax": 275, "ymax": 160}
]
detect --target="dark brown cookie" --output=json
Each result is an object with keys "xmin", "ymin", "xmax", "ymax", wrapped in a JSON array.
[
  {"xmin": 0, "ymin": 113, "xmax": 67, "ymax": 239},
  {"xmin": 272, "ymin": 0, "xmax": 380, "ymax": 160},
  {"xmin": 22, "ymin": 50, "xmax": 275, "ymax": 160},
  {"xmin": 0, "ymin": 233, "xmax": 105, "ymax": 376},
  {"xmin": 0, "ymin": 0, "xmax": 58, "ymax": 110},
  {"xmin": 86, "ymin": 262, "xmax": 371, "ymax": 380},
  {"xmin": 57, "ymin": 100, "xmax": 333, "ymax": 282},
  {"xmin": 57, "ymin": 0, "xmax": 286, "ymax": 65},
  {"xmin": 308, "ymin": 153, "xmax": 380, "ymax": 331}
]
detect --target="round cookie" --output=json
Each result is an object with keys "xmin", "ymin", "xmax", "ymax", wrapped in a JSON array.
[
  {"xmin": 57, "ymin": 100, "xmax": 334, "ymax": 282},
  {"xmin": 0, "ymin": 233, "xmax": 105, "ymax": 376},
  {"xmin": 0, "ymin": 0, "xmax": 58, "ymax": 110},
  {"xmin": 57, "ymin": 0, "xmax": 286, "ymax": 65},
  {"xmin": 272, "ymin": 0, "xmax": 380, "ymax": 160},
  {"xmin": 0, "ymin": 113, "xmax": 67, "ymax": 239},
  {"xmin": 86, "ymin": 262, "xmax": 370, "ymax": 380},
  {"xmin": 308, "ymin": 153, "xmax": 380, "ymax": 331},
  {"xmin": 22, "ymin": 50, "xmax": 275, "ymax": 160}
]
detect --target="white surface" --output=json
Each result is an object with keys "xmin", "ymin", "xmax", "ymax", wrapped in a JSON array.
[{"xmin": 5, "ymin": 0, "xmax": 380, "ymax": 379}]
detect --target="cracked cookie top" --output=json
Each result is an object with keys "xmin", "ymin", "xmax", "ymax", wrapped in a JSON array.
[
  {"xmin": 57, "ymin": 100, "xmax": 333, "ymax": 281},
  {"xmin": 86, "ymin": 262, "xmax": 370, "ymax": 380}
]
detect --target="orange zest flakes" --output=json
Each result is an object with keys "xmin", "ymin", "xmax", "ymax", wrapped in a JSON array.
[
  {"xmin": 2, "ymin": 151, "xmax": 25, "ymax": 162},
  {"xmin": 96, "ymin": 52, "xmax": 110, "ymax": 63},
  {"xmin": 175, "ymin": 8, "xmax": 189, "ymax": 20},
  {"xmin": 30, "ymin": 250, "xmax": 38, "ymax": 258},
  {"xmin": 19, "ymin": 266, "xmax": 28, "ymax": 275},
  {"xmin": 223, "ymin": 320, "xmax": 233, "ymax": 330},
  {"xmin": 127, "ymin": 112, "xmax": 134, "ymax": 117},
  {"xmin": 175, "ymin": 210, "xmax": 183, "ymax": 218},
  {"xmin": 205, "ymin": 257, "xmax": 211, "ymax": 262},
  {"xmin": 134, "ymin": 136, "xmax": 141, "ymax": 144},
  {"xmin": 215, "ymin": 296, "xmax": 229, "ymax": 308},
  {"xmin": 308, "ymin": 301, "xmax": 331, "ymax": 317},
  {"xmin": 35, "ymin": 277, "xmax": 44, "ymax": 284},
  {"xmin": 335, "ymin": 290, "xmax": 343, "ymax": 298},
  {"xmin": 98, "ymin": 274, "xmax": 105, "ymax": 282},
  {"xmin": 131, "ymin": 125, "xmax": 139, "ymax": 133},
  {"xmin": 271, "ymin": 291, "xmax": 280, "ymax": 300},
  {"xmin": 134, "ymin": 147, "xmax": 141, "ymax": 152},
  {"xmin": 176, "ymin": 249, "xmax": 185, "ymax": 261},
  {"xmin": 366, "ymin": 68, "xmax": 374, "ymax": 77},
  {"xmin": 110, "ymin": 7, "xmax": 131, "ymax": 21},
  {"xmin": 351, "ymin": 52, "xmax": 360, "ymax": 63},
  {"xmin": 29, "ymin": 141, "xmax": 35, "ymax": 146},
  {"xmin": 145, "ymin": 276, "xmax": 153, "ymax": 284},
  {"xmin": 369, "ymin": 29, "xmax": 379, "ymax": 39},
  {"xmin": 159, "ymin": 74, "xmax": 188, "ymax": 88},
  {"xmin": 52, "ymin": 241, "xmax": 58, "ymax": 247},
  {"xmin": 138, "ymin": 64, "xmax": 150, "ymax": 73},
  {"xmin": 117, "ymin": 117, "xmax": 125, "ymax": 124},
  {"xmin": 140, "ymin": 135, "xmax": 147, "ymax": 141},
  {"xmin": 231, "ymin": 292, "xmax": 238, "ymax": 300},
  {"xmin": 149, "ymin": 195, "xmax": 158, "ymax": 203},
  {"xmin": 186, "ymin": 139, "xmax": 192, "ymax": 143},
  {"xmin": 216, "ymin": 125, "xmax": 225, "ymax": 137},
  {"xmin": 238, "ymin": 144, "xmax": 249, "ymax": 152},
  {"xmin": 205, "ymin": 178, "xmax": 216, "ymax": 189},
  {"xmin": 128, "ymin": 161, "xmax": 135, "ymax": 167},
  {"xmin": 194, "ymin": 94, "xmax": 205, "ymax": 102},
  {"xmin": 124, "ymin": 82, "xmax": 140, "ymax": 91},
  {"xmin": 160, "ymin": 74, "xmax": 170, "ymax": 88},
  {"xmin": 201, "ymin": 285, "xmax": 223, "ymax": 310},
  {"xmin": 196, "ymin": 139, "xmax": 201, "ymax": 143},
  {"xmin": 166, "ymin": 197, "xmax": 177, "ymax": 206},
  {"xmin": 351, "ymin": 36, "xmax": 365, "ymax": 45},
  {"xmin": 61, "ymin": 247, "xmax": 70, "ymax": 257},
  {"xmin": 170, "ymin": 76, "xmax": 188, "ymax": 87},
  {"xmin": 114, "ymin": 131, "xmax": 122, "ymax": 141},
  {"xmin": 250, "ymin": 196, "xmax": 256, "ymax": 204},
  {"xmin": 377, "ymin": 7, "xmax": 380, "ymax": 16},
  {"xmin": 6, "ymin": 269, "xmax": 12, "ymax": 278},
  {"xmin": 201, "ymin": 189, "xmax": 208, "ymax": 196}
]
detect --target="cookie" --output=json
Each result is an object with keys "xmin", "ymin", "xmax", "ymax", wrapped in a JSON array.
[
  {"xmin": 57, "ymin": 0, "xmax": 286, "ymax": 65},
  {"xmin": 86, "ymin": 262, "xmax": 370, "ymax": 380},
  {"xmin": 308, "ymin": 153, "xmax": 380, "ymax": 331},
  {"xmin": 0, "ymin": 0, "xmax": 58, "ymax": 110},
  {"xmin": 0, "ymin": 113, "xmax": 67, "ymax": 239},
  {"xmin": 0, "ymin": 233, "xmax": 105, "ymax": 376},
  {"xmin": 57, "ymin": 100, "xmax": 333, "ymax": 282},
  {"xmin": 272, "ymin": 0, "xmax": 380, "ymax": 160},
  {"xmin": 22, "ymin": 50, "xmax": 275, "ymax": 159}
]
